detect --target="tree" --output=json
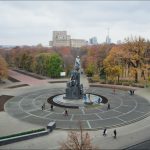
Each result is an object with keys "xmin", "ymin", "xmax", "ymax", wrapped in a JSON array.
[
  {"xmin": 33, "ymin": 53, "xmax": 47, "ymax": 75},
  {"xmin": 85, "ymin": 62, "xmax": 96, "ymax": 77},
  {"xmin": 124, "ymin": 36, "xmax": 146, "ymax": 82},
  {"xmin": 83, "ymin": 44, "xmax": 113, "ymax": 77},
  {"xmin": 60, "ymin": 121, "xmax": 97, "ymax": 150},
  {"xmin": 47, "ymin": 53, "xmax": 63, "ymax": 78},
  {"xmin": 0, "ymin": 55, "xmax": 8, "ymax": 81},
  {"xmin": 103, "ymin": 45, "xmax": 123, "ymax": 82}
]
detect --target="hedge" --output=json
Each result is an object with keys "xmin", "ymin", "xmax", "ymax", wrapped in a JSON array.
[{"xmin": 0, "ymin": 128, "xmax": 45, "ymax": 140}]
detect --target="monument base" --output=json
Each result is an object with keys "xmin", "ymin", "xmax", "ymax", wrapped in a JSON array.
[{"xmin": 65, "ymin": 86, "xmax": 83, "ymax": 100}]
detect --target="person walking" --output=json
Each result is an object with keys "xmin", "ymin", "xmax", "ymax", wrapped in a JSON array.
[
  {"xmin": 107, "ymin": 103, "xmax": 110, "ymax": 110},
  {"xmin": 43, "ymin": 102, "xmax": 45, "ymax": 110},
  {"xmin": 88, "ymin": 94, "xmax": 90, "ymax": 100},
  {"xmin": 64, "ymin": 109, "xmax": 68, "ymax": 116},
  {"xmin": 41, "ymin": 105, "xmax": 44, "ymax": 111},
  {"xmin": 103, "ymin": 128, "xmax": 107, "ymax": 136},
  {"xmin": 51, "ymin": 104, "xmax": 53, "ymax": 111},
  {"xmin": 113, "ymin": 129, "xmax": 117, "ymax": 139}
]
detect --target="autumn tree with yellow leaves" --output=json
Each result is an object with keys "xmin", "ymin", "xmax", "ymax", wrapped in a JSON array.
[
  {"xmin": 0, "ymin": 55, "xmax": 8, "ymax": 82},
  {"xmin": 103, "ymin": 45, "xmax": 123, "ymax": 83},
  {"xmin": 104, "ymin": 36, "xmax": 150, "ymax": 83}
]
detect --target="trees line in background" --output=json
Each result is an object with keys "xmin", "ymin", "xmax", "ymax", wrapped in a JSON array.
[
  {"xmin": 0, "ymin": 45, "xmax": 84, "ymax": 79},
  {"xmin": 0, "ymin": 36, "xmax": 150, "ymax": 85},
  {"xmin": 83, "ymin": 36, "xmax": 150, "ymax": 85}
]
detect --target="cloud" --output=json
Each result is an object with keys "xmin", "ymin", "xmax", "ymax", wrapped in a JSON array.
[{"xmin": 0, "ymin": 1, "xmax": 150, "ymax": 45}]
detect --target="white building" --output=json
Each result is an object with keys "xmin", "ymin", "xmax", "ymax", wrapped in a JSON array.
[
  {"xmin": 49, "ymin": 31, "xmax": 87, "ymax": 48},
  {"xmin": 71, "ymin": 39, "xmax": 87, "ymax": 48}
]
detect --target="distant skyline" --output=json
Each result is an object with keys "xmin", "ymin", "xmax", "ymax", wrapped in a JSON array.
[{"xmin": 0, "ymin": 1, "xmax": 150, "ymax": 46}]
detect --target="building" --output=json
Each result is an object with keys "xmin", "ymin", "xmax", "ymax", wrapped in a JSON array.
[
  {"xmin": 51, "ymin": 31, "xmax": 70, "ymax": 47},
  {"xmin": 71, "ymin": 39, "xmax": 87, "ymax": 48},
  {"xmin": 49, "ymin": 31, "xmax": 87, "ymax": 48},
  {"xmin": 105, "ymin": 28, "xmax": 111, "ymax": 44},
  {"xmin": 106, "ymin": 35, "xmax": 111, "ymax": 44},
  {"xmin": 89, "ymin": 37, "xmax": 98, "ymax": 45}
]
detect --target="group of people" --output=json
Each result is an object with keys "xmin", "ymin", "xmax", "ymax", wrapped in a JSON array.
[
  {"xmin": 41, "ymin": 102, "xmax": 69, "ymax": 116},
  {"xmin": 129, "ymin": 89, "xmax": 135, "ymax": 95},
  {"xmin": 103, "ymin": 128, "xmax": 117, "ymax": 139},
  {"xmin": 41, "ymin": 103, "xmax": 54, "ymax": 111}
]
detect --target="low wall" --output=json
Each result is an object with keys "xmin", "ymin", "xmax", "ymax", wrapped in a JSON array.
[
  {"xmin": 0, "ymin": 130, "xmax": 49, "ymax": 146},
  {"xmin": 0, "ymin": 121, "xmax": 56, "ymax": 146},
  {"xmin": 89, "ymin": 83, "xmax": 137, "ymax": 91}
]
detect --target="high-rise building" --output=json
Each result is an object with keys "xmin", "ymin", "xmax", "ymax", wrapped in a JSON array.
[
  {"xmin": 105, "ymin": 28, "xmax": 111, "ymax": 44},
  {"xmin": 89, "ymin": 37, "xmax": 98, "ymax": 45},
  {"xmin": 106, "ymin": 35, "xmax": 111, "ymax": 44},
  {"xmin": 51, "ymin": 31, "xmax": 70, "ymax": 47},
  {"xmin": 49, "ymin": 31, "xmax": 87, "ymax": 48}
]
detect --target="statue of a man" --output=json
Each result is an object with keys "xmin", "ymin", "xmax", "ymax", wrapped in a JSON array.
[{"xmin": 74, "ymin": 56, "xmax": 80, "ymax": 71}]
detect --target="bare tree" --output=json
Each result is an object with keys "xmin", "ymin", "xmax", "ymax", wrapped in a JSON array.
[{"xmin": 59, "ymin": 121, "xmax": 97, "ymax": 150}]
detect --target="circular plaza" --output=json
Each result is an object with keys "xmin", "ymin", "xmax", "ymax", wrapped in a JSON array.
[{"xmin": 4, "ymin": 87, "xmax": 150, "ymax": 130}]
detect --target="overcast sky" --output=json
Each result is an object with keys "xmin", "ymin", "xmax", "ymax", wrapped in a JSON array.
[{"xmin": 0, "ymin": 1, "xmax": 150, "ymax": 46}]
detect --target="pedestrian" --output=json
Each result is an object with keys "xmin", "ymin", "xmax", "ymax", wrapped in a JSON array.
[
  {"xmin": 132, "ymin": 90, "xmax": 135, "ymax": 95},
  {"xmin": 113, "ymin": 129, "xmax": 117, "ymax": 139},
  {"xmin": 88, "ymin": 94, "xmax": 90, "ymax": 100},
  {"xmin": 51, "ymin": 104, "xmax": 53, "ymax": 111},
  {"xmin": 43, "ymin": 102, "xmax": 45, "ymax": 110},
  {"xmin": 41, "ymin": 105, "xmax": 44, "ymax": 111},
  {"xmin": 129, "ymin": 90, "xmax": 132, "ymax": 95},
  {"xmin": 98, "ymin": 97, "xmax": 101, "ymax": 104},
  {"xmin": 103, "ymin": 128, "xmax": 107, "ymax": 136},
  {"xmin": 64, "ymin": 109, "xmax": 68, "ymax": 116},
  {"xmin": 107, "ymin": 103, "xmax": 110, "ymax": 110}
]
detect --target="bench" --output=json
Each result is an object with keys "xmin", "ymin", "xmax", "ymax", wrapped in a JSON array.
[{"xmin": 47, "ymin": 122, "xmax": 56, "ymax": 131}]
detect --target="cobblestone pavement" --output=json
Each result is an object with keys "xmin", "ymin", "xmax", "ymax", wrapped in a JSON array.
[{"xmin": 4, "ymin": 87, "xmax": 150, "ymax": 129}]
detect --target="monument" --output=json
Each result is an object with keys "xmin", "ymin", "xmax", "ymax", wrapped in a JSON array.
[{"xmin": 64, "ymin": 56, "xmax": 83, "ymax": 99}]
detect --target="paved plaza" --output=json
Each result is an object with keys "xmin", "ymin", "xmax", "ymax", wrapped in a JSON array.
[
  {"xmin": 4, "ymin": 87, "xmax": 150, "ymax": 130},
  {"xmin": 0, "ymin": 69, "xmax": 150, "ymax": 149}
]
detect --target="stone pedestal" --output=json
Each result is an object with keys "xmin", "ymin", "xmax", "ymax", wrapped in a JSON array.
[
  {"xmin": 65, "ymin": 85, "xmax": 83, "ymax": 99},
  {"xmin": 65, "ymin": 71, "xmax": 83, "ymax": 100}
]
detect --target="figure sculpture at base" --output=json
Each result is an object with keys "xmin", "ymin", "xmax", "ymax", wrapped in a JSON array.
[{"xmin": 65, "ymin": 56, "xmax": 83, "ymax": 99}]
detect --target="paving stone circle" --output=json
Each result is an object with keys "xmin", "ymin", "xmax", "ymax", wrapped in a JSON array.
[{"xmin": 4, "ymin": 87, "xmax": 150, "ymax": 130}]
